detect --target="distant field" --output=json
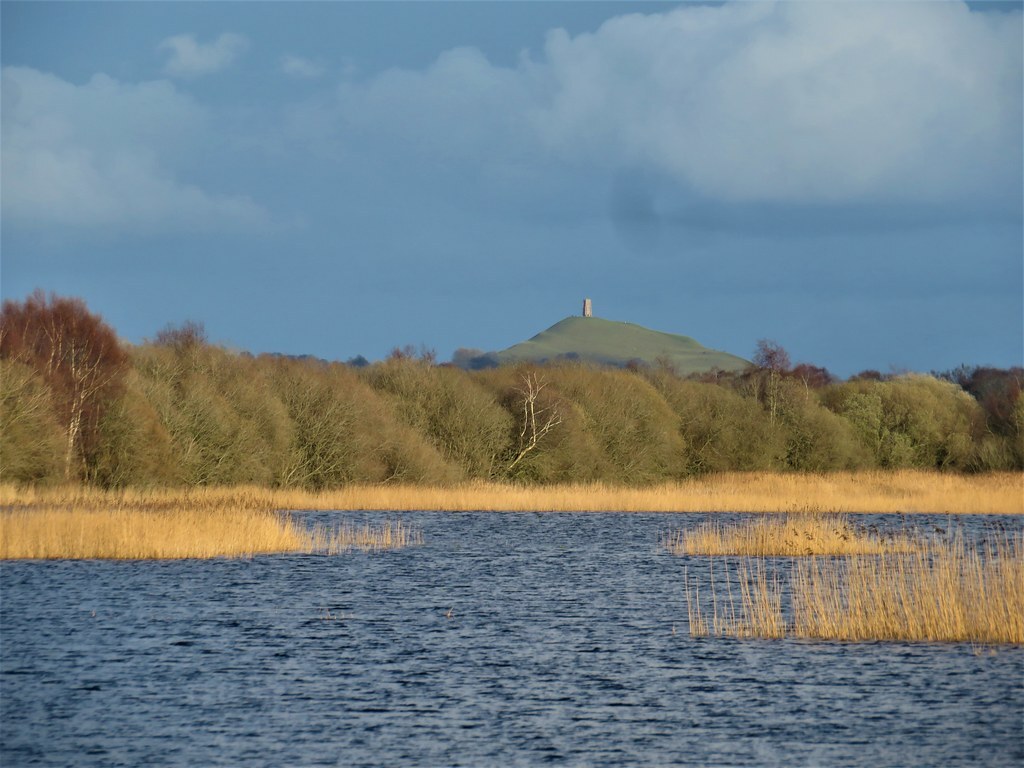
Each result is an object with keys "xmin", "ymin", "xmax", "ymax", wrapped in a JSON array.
[{"xmin": 496, "ymin": 316, "xmax": 749, "ymax": 374}]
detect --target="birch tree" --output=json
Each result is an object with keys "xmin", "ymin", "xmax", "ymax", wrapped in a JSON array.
[
  {"xmin": 753, "ymin": 339, "xmax": 791, "ymax": 429},
  {"xmin": 506, "ymin": 373, "xmax": 562, "ymax": 472},
  {"xmin": 1, "ymin": 291, "xmax": 127, "ymax": 480}
]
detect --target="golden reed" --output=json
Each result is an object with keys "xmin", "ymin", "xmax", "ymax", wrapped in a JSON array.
[
  {"xmin": 664, "ymin": 513, "xmax": 921, "ymax": 557},
  {"xmin": 269, "ymin": 471, "xmax": 1022, "ymax": 514},
  {"xmin": 685, "ymin": 535, "xmax": 1024, "ymax": 644},
  {"xmin": 0, "ymin": 489, "xmax": 420, "ymax": 560},
  {"xmin": 790, "ymin": 535, "xmax": 1024, "ymax": 643},
  {"xmin": 7, "ymin": 469, "xmax": 1012, "ymax": 515}
]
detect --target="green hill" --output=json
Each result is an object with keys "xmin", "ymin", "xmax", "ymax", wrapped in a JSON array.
[{"xmin": 495, "ymin": 316, "xmax": 750, "ymax": 375}]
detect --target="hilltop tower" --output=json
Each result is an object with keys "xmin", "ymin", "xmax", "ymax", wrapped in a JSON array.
[{"xmin": 582, "ymin": 298, "xmax": 593, "ymax": 318}]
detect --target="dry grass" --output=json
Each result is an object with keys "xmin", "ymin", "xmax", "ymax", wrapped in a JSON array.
[
  {"xmin": 0, "ymin": 491, "xmax": 421, "ymax": 560},
  {"xmin": 684, "ymin": 567, "xmax": 711, "ymax": 637},
  {"xmin": 269, "ymin": 471, "xmax": 1022, "ymax": 514},
  {"xmin": 3, "ymin": 470, "xmax": 1018, "ymax": 515},
  {"xmin": 685, "ymin": 535, "xmax": 1024, "ymax": 644},
  {"xmin": 663, "ymin": 513, "xmax": 921, "ymax": 557},
  {"xmin": 686, "ymin": 559, "xmax": 788, "ymax": 639},
  {"xmin": 791, "ymin": 536, "xmax": 1024, "ymax": 643}
]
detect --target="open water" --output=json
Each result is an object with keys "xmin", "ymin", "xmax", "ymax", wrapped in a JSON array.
[{"xmin": 2, "ymin": 511, "xmax": 1022, "ymax": 767}]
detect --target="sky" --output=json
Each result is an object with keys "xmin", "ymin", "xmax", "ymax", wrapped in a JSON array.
[{"xmin": 2, "ymin": 1, "xmax": 1022, "ymax": 377}]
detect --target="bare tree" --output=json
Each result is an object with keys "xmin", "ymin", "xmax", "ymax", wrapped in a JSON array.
[
  {"xmin": 1, "ymin": 291, "xmax": 127, "ymax": 480},
  {"xmin": 792, "ymin": 363, "xmax": 834, "ymax": 400},
  {"xmin": 753, "ymin": 339, "xmax": 791, "ymax": 373},
  {"xmin": 507, "ymin": 373, "xmax": 562, "ymax": 472},
  {"xmin": 155, "ymin": 320, "xmax": 207, "ymax": 353},
  {"xmin": 753, "ymin": 339, "xmax": 791, "ymax": 429}
]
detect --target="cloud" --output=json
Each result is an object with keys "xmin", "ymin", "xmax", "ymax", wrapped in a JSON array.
[
  {"xmin": 329, "ymin": 2, "xmax": 1022, "ymax": 210},
  {"xmin": 282, "ymin": 55, "xmax": 324, "ymax": 79},
  {"xmin": 1, "ymin": 66, "xmax": 269, "ymax": 233},
  {"xmin": 539, "ymin": 2, "xmax": 1021, "ymax": 206},
  {"xmin": 158, "ymin": 32, "xmax": 248, "ymax": 78}
]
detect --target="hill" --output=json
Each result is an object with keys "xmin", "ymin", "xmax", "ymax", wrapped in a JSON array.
[{"xmin": 494, "ymin": 316, "xmax": 750, "ymax": 375}]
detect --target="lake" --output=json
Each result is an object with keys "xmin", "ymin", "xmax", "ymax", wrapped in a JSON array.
[{"xmin": 2, "ymin": 511, "xmax": 1022, "ymax": 766}]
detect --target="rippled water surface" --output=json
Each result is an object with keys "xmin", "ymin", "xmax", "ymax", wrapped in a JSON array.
[{"xmin": 3, "ymin": 512, "xmax": 1022, "ymax": 767}]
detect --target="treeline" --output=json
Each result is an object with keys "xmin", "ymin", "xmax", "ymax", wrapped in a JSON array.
[{"xmin": 2, "ymin": 292, "xmax": 1021, "ymax": 488}]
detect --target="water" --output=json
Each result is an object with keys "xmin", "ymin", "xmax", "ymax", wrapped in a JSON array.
[{"xmin": 2, "ymin": 512, "xmax": 1022, "ymax": 767}]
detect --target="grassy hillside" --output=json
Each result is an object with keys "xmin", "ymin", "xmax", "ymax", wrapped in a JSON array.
[{"xmin": 495, "ymin": 316, "xmax": 750, "ymax": 375}]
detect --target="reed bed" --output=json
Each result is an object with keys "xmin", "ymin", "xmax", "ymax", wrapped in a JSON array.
[
  {"xmin": 685, "ymin": 560, "xmax": 789, "ymax": 639},
  {"xmin": 3, "ymin": 470, "xmax": 1020, "ymax": 515},
  {"xmin": 0, "ymin": 495, "xmax": 421, "ymax": 560},
  {"xmin": 664, "ymin": 513, "xmax": 921, "ymax": 557},
  {"xmin": 791, "ymin": 536, "xmax": 1024, "ymax": 643},
  {"xmin": 267, "ymin": 471, "xmax": 1022, "ymax": 514},
  {"xmin": 685, "ymin": 535, "xmax": 1024, "ymax": 644}
]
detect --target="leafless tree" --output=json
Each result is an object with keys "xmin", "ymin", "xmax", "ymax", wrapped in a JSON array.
[
  {"xmin": 507, "ymin": 373, "xmax": 562, "ymax": 472},
  {"xmin": 753, "ymin": 339, "xmax": 791, "ymax": 429},
  {"xmin": 753, "ymin": 339, "xmax": 791, "ymax": 374},
  {"xmin": 155, "ymin": 320, "xmax": 207, "ymax": 353}
]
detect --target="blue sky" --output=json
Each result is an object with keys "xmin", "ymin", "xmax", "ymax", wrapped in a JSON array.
[{"xmin": 2, "ymin": 1, "xmax": 1021, "ymax": 377}]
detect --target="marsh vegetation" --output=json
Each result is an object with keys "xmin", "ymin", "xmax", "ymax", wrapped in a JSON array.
[
  {"xmin": 2, "ymin": 470, "xmax": 1021, "ymax": 522},
  {"xmin": 0, "ymin": 488, "xmax": 420, "ymax": 559},
  {"xmin": 662, "ymin": 512, "xmax": 921, "ymax": 556},
  {"xmin": 0, "ymin": 471, "xmax": 1019, "ymax": 560},
  {"xmin": 680, "ymin": 517, "xmax": 1023, "ymax": 644}
]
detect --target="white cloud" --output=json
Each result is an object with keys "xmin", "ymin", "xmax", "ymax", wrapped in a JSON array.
[
  {"xmin": 330, "ymin": 2, "xmax": 1022, "ymax": 208},
  {"xmin": 158, "ymin": 32, "xmax": 248, "ymax": 78},
  {"xmin": 282, "ymin": 55, "xmax": 324, "ymax": 79},
  {"xmin": 539, "ymin": 2, "xmax": 1021, "ymax": 205},
  {"xmin": 1, "ymin": 67, "xmax": 269, "ymax": 233}
]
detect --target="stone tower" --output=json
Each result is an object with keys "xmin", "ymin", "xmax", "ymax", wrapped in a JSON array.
[{"xmin": 582, "ymin": 298, "xmax": 593, "ymax": 318}]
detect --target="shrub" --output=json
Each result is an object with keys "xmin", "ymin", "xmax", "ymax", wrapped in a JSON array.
[
  {"xmin": 363, "ymin": 358, "xmax": 512, "ymax": 479},
  {"xmin": 536, "ymin": 365, "xmax": 686, "ymax": 484},
  {"xmin": 0, "ymin": 361, "xmax": 65, "ymax": 484},
  {"xmin": 88, "ymin": 369, "xmax": 180, "ymax": 487},
  {"xmin": 269, "ymin": 358, "xmax": 457, "ymax": 487},
  {"xmin": 823, "ymin": 375, "xmax": 984, "ymax": 470},
  {"xmin": 132, "ymin": 344, "xmax": 293, "ymax": 485},
  {"xmin": 650, "ymin": 374, "xmax": 782, "ymax": 473}
]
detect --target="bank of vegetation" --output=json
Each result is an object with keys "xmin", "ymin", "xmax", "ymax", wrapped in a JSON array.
[
  {"xmin": 2, "ymin": 292, "xmax": 1022, "ymax": 492},
  {"xmin": 3, "ymin": 471, "xmax": 1020, "ymax": 518}
]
